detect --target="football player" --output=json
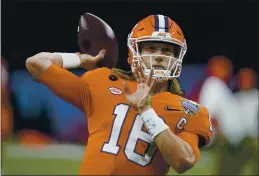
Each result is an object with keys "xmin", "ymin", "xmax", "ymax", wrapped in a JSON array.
[{"xmin": 26, "ymin": 15, "xmax": 212, "ymax": 175}]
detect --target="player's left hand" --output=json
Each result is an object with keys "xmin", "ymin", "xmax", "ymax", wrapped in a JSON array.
[{"xmin": 123, "ymin": 61, "xmax": 156, "ymax": 114}]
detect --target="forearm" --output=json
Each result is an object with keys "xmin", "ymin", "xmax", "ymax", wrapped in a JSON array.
[
  {"xmin": 139, "ymin": 107, "xmax": 195, "ymax": 174},
  {"xmin": 26, "ymin": 52, "xmax": 64, "ymax": 79},
  {"xmin": 154, "ymin": 129, "xmax": 195, "ymax": 173},
  {"xmin": 26, "ymin": 52, "xmax": 82, "ymax": 79}
]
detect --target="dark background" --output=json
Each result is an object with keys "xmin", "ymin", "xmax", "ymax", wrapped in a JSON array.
[{"xmin": 2, "ymin": 0, "xmax": 258, "ymax": 73}]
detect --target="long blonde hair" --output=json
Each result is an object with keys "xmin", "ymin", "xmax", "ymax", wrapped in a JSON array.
[{"xmin": 112, "ymin": 68, "xmax": 184, "ymax": 97}]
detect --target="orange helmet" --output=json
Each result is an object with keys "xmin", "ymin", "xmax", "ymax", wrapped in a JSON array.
[
  {"xmin": 237, "ymin": 68, "xmax": 257, "ymax": 90},
  {"xmin": 127, "ymin": 14, "xmax": 187, "ymax": 79},
  {"xmin": 206, "ymin": 55, "xmax": 233, "ymax": 81}
]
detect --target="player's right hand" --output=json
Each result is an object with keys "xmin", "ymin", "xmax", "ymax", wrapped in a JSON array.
[
  {"xmin": 76, "ymin": 49, "xmax": 106, "ymax": 70},
  {"xmin": 123, "ymin": 61, "xmax": 156, "ymax": 114}
]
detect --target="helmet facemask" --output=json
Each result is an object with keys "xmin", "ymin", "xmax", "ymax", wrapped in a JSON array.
[{"xmin": 128, "ymin": 37, "xmax": 187, "ymax": 81}]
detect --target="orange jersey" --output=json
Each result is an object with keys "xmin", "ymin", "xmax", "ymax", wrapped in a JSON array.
[{"xmin": 39, "ymin": 65, "xmax": 212, "ymax": 175}]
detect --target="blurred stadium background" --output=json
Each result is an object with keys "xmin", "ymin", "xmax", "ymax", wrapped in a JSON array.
[{"xmin": 1, "ymin": 0, "xmax": 258, "ymax": 175}]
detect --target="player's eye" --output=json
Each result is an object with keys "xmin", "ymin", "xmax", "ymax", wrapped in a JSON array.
[
  {"xmin": 162, "ymin": 48, "xmax": 175, "ymax": 56},
  {"xmin": 145, "ymin": 46, "xmax": 157, "ymax": 52}
]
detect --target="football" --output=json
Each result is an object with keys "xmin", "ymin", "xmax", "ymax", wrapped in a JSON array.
[{"xmin": 77, "ymin": 13, "xmax": 119, "ymax": 69}]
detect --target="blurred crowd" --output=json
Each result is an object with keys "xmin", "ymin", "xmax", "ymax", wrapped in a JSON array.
[
  {"xmin": 187, "ymin": 56, "xmax": 258, "ymax": 175},
  {"xmin": 1, "ymin": 55, "xmax": 258, "ymax": 175}
]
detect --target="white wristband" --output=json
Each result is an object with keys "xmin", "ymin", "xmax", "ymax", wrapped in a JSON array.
[
  {"xmin": 53, "ymin": 53, "xmax": 81, "ymax": 69},
  {"xmin": 141, "ymin": 108, "xmax": 169, "ymax": 139}
]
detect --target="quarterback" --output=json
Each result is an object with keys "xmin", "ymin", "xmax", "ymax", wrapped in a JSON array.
[{"xmin": 26, "ymin": 15, "xmax": 212, "ymax": 175}]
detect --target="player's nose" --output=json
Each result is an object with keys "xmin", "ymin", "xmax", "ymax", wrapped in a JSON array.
[{"xmin": 154, "ymin": 56, "xmax": 164, "ymax": 63}]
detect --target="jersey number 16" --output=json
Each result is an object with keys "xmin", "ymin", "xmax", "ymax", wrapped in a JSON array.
[{"xmin": 101, "ymin": 104, "xmax": 157, "ymax": 167}]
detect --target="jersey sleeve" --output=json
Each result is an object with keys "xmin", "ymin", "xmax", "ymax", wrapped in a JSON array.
[
  {"xmin": 38, "ymin": 64, "xmax": 93, "ymax": 116},
  {"xmin": 183, "ymin": 106, "xmax": 213, "ymax": 148},
  {"xmin": 177, "ymin": 132, "xmax": 200, "ymax": 164}
]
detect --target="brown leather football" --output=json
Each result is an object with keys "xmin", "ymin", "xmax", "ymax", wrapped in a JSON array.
[{"xmin": 77, "ymin": 13, "xmax": 118, "ymax": 69}]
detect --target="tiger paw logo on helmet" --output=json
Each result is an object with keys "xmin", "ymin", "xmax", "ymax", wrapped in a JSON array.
[{"xmin": 153, "ymin": 32, "xmax": 171, "ymax": 38}]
